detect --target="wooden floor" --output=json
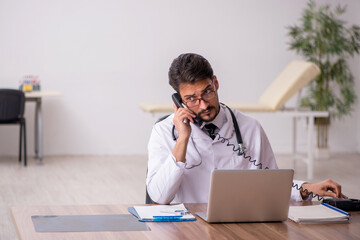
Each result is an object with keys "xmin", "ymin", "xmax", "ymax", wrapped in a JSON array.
[{"xmin": 1, "ymin": 153, "xmax": 360, "ymax": 240}]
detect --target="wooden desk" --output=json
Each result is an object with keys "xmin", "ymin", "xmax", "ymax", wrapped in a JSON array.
[
  {"xmin": 25, "ymin": 91, "xmax": 62, "ymax": 163},
  {"xmin": 11, "ymin": 203, "xmax": 360, "ymax": 240}
]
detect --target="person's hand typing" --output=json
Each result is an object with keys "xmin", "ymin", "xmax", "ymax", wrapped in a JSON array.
[{"xmin": 301, "ymin": 179, "xmax": 348, "ymax": 200}]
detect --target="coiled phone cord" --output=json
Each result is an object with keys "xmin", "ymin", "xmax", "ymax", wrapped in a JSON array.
[
  {"xmin": 214, "ymin": 132, "xmax": 323, "ymax": 201},
  {"xmin": 170, "ymin": 104, "xmax": 324, "ymax": 201}
]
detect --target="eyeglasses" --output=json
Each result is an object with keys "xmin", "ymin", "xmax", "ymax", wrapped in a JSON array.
[{"xmin": 183, "ymin": 85, "xmax": 217, "ymax": 108}]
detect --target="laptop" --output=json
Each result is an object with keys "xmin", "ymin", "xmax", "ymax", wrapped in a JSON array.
[{"xmin": 196, "ymin": 169, "xmax": 294, "ymax": 223}]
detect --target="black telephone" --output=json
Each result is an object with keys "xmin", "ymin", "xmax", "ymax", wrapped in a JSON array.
[
  {"xmin": 323, "ymin": 198, "xmax": 360, "ymax": 211},
  {"xmin": 172, "ymin": 93, "xmax": 203, "ymax": 126}
]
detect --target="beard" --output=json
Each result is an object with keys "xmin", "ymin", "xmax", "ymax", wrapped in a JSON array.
[{"xmin": 197, "ymin": 104, "xmax": 220, "ymax": 122}]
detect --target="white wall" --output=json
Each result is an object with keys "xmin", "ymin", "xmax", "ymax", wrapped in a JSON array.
[{"xmin": 0, "ymin": 0, "xmax": 359, "ymax": 156}]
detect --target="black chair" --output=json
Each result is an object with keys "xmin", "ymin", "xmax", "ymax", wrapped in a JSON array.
[
  {"xmin": 146, "ymin": 185, "xmax": 156, "ymax": 204},
  {"xmin": 145, "ymin": 115, "xmax": 171, "ymax": 204},
  {"xmin": 0, "ymin": 89, "xmax": 27, "ymax": 166}
]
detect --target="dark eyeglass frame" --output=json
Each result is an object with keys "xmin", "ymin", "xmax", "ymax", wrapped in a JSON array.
[{"xmin": 183, "ymin": 81, "xmax": 217, "ymax": 108}]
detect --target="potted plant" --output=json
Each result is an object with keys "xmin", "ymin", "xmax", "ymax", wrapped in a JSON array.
[{"xmin": 287, "ymin": 0, "xmax": 360, "ymax": 155}]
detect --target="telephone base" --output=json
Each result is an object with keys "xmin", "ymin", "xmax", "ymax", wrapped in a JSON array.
[{"xmin": 322, "ymin": 198, "xmax": 360, "ymax": 211}]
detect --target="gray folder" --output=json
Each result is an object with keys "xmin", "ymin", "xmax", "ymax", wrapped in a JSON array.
[{"xmin": 32, "ymin": 214, "xmax": 150, "ymax": 232}]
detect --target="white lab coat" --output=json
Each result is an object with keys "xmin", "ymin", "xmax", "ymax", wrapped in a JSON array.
[{"xmin": 146, "ymin": 105, "xmax": 306, "ymax": 204}]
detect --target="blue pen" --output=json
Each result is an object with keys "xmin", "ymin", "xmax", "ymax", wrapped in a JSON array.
[
  {"xmin": 153, "ymin": 216, "xmax": 183, "ymax": 221},
  {"xmin": 321, "ymin": 202, "xmax": 349, "ymax": 215}
]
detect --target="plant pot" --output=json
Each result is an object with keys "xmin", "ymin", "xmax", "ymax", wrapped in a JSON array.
[{"xmin": 315, "ymin": 117, "xmax": 330, "ymax": 149}]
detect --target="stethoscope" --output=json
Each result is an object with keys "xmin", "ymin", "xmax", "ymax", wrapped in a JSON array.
[{"xmin": 171, "ymin": 103, "xmax": 247, "ymax": 155}]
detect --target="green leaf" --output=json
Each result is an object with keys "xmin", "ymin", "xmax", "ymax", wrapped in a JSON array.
[{"xmin": 286, "ymin": 0, "xmax": 359, "ymax": 119}]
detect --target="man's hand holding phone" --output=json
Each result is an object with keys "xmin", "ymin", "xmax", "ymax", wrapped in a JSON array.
[
  {"xmin": 171, "ymin": 103, "xmax": 197, "ymax": 164},
  {"xmin": 173, "ymin": 103, "xmax": 196, "ymax": 141}
]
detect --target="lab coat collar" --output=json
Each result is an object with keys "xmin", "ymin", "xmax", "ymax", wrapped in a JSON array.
[{"xmin": 216, "ymin": 104, "xmax": 235, "ymax": 140}]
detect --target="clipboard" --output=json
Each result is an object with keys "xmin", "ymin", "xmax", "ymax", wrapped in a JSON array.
[{"xmin": 128, "ymin": 204, "xmax": 196, "ymax": 222}]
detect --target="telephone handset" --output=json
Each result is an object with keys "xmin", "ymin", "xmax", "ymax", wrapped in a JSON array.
[{"xmin": 172, "ymin": 93, "xmax": 203, "ymax": 126}]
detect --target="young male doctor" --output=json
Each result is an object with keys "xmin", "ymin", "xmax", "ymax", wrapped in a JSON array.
[{"xmin": 146, "ymin": 53, "xmax": 346, "ymax": 204}]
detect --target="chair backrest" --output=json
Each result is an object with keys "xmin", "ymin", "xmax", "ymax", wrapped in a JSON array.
[
  {"xmin": 146, "ymin": 187, "xmax": 156, "ymax": 204},
  {"xmin": 0, "ymin": 89, "xmax": 25, "ymax": 122},
  {"xmin": 258, "ymin": 61, "xmax": 320, "ymax": 111}
]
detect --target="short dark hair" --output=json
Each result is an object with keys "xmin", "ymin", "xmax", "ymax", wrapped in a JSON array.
[{"xmin": 168, "ymin": 53, "xmax": 214, "ymax": 92}]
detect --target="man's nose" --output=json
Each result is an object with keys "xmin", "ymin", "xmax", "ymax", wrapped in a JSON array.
[{"xmin": 198, "ymin": 98, "xmax": 209, "ymax": 109}]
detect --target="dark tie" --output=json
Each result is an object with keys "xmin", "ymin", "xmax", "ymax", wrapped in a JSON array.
[{"xmin": 203, "ymin": 123, "xmax": 217, "ymax": 140}]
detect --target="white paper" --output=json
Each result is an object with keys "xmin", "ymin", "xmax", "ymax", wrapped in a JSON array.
[{"xmin": 133, "ymin": 204, "xmax": 195, "ymax": 220}]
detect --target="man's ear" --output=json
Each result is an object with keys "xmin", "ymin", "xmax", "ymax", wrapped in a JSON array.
[{"xmin": 213, "ymin": 75, "xmax": 219, "ymax": 90}]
